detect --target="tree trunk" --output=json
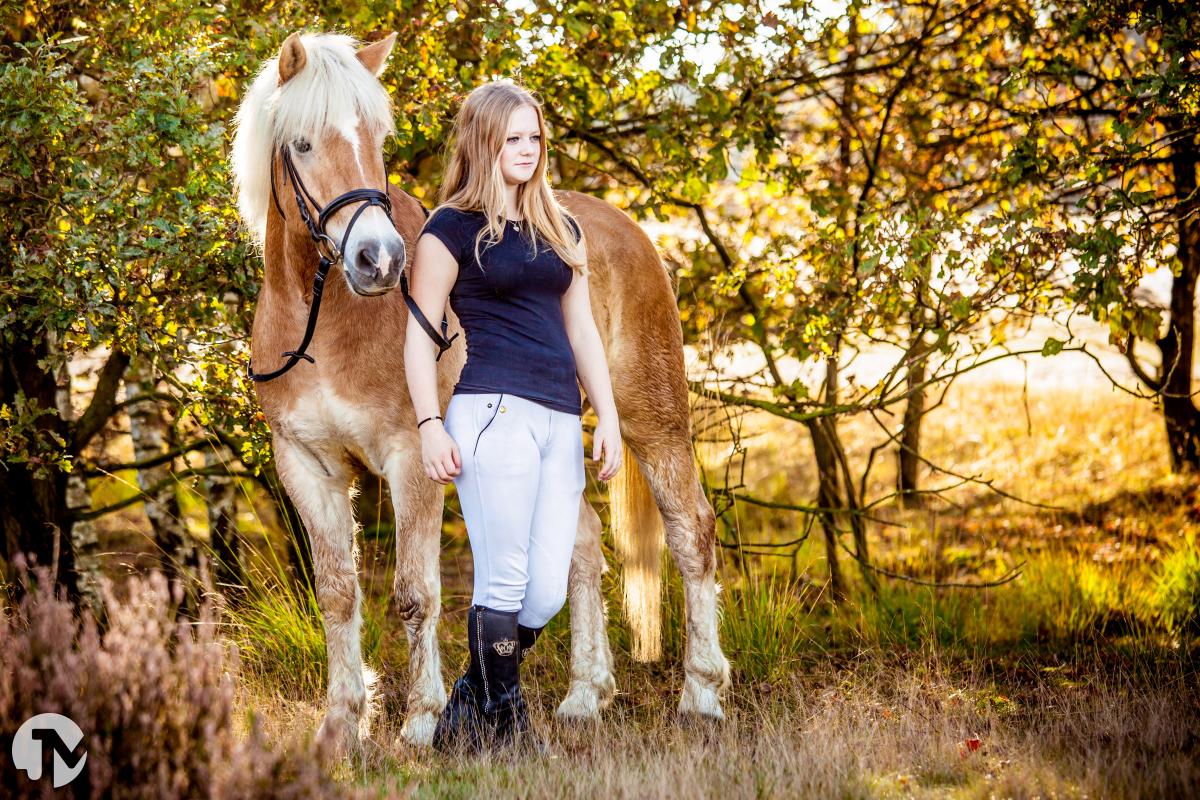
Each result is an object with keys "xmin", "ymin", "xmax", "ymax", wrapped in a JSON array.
[
  {"xmin": 824, "ymin": 414, "xmax": 878, "ymax": 594},
  {"xmin": 1162, "ymin": 125, "xmax": 1200, "ymax": 471},
  {"xmin": 0, "ymin": 331, "xmax": 81, "ymax": 602},
  {"xmin": 126, "ymin": 358, "xmax": 197, "ymax": 615},
  {"xmin": 204, "ymin": 445, "xmax": 243, "ymax": 595},
  {"xmin": 807, "ymin": 354, "xmax": 849, "ymax": 602},
  {"xmin": 52, "ymin": 336, "xmax": 105, "ymax": 616},
  {"xmin": 898, "ymin": 323, "xmax": 929, "ymax": 507},
  {"xmin": 806, "ymin": 417, "xmax": 845, "ymax": 603}
]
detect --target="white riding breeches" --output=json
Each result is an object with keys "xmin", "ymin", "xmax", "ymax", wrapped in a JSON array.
[{"xmin": 444, "ymin": 391, "xmax": 586, "ymax": 629}]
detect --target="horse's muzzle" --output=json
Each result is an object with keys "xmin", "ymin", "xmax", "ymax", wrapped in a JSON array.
[{"xmin": 345, "ymin": 236, "xmax": 406, "ymax": 296}]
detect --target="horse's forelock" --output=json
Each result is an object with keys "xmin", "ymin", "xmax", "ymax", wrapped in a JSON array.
[{"xmin": 230, "ymin": 33, "xmax": 396, "ymax": 247}]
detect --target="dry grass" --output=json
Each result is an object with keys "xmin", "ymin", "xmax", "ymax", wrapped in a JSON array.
[{"xmin": 237, "ymin": 644, "xmax": 1198, "ymax": 799}]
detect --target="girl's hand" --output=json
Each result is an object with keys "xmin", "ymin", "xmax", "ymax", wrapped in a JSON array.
[
  {"xmin": 592, "ymin": 415, "xmax": 623, "ymax": 482},
  {"xmin": 421, "ymin": 422, "xmax": 461, "ymax": 484}
]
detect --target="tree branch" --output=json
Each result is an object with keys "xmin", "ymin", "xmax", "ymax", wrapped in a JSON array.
[
  {"xmin": 69, "ymin": 464, "xmax": 252, "ymax": 522},
  {"xmin": 1123, "ymin": 333, "xmax": 1164, "ymax": 392},
  {"xmin": 836, "ymin": 536, "xmax": 1025, "ymax": 589},
  {"xmin": 81, "ymin": 434, "xmax": 227, "ymax": 476},
  {"xmin": 72, "ymin": 348, "xmax": 130, "ymax": 452}
]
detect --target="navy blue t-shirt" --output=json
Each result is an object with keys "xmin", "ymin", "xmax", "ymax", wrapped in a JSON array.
[{"xmin": 421, "ymin": 206, "xmax": 583, "ymax": 415}]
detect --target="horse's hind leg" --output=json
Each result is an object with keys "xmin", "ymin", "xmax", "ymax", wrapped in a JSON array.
[
  {"xmin": 633, "ymin": 438, "xmax": 731, "ymax": 720},
  {"xmin": 274, "ymin": 436, "xmax": 373, "ymax": 756},
  {"xmin": 385, "ymin": 446, "xmax": 446, "ymax": 747},
  {"xmin": 557, "ymin": 498, "xmax": 617, "ymax": 720}
]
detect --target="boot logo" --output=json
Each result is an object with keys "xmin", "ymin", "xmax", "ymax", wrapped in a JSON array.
[
  {"xmin": 493, "ymin": 638, "xmax": 517, "ymax": 657},
  {"xmin": 520, "ymin": 647, "xmax": 532, "ymax": 659}
]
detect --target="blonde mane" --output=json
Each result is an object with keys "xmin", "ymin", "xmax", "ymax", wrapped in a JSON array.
[{"xmin": 230, "ymin": 32, "xmax": 396, "ymax": 246}]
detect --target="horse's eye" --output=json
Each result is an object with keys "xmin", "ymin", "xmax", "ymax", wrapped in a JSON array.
[{"xmin": 294, "ymin": 139, "xmax": 311, "ymax": 154}]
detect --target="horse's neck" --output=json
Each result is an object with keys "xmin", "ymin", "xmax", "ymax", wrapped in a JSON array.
[{"xmin": 263, "ymin": 217, "xmax": 318, "ymax": 296}]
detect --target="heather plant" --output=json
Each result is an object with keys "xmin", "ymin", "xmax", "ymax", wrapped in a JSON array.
[{"xmin": 0, "ymin": 560, "xmax": 374, "ymax": 799}]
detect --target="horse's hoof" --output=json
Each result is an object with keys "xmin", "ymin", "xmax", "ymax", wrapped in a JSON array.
[
  {"xmin": 678, "ymin": 676, "xmax": 726, "ymax": 722},
  {"xmin": 399, "ymin": 710, "xmax": 438, "ymax": 747},
  {"xmin": 315, "ymin": 710, "xmax": 363, "ymax": 763},
  {"xmin": 555, "ymin": 684, "xmax": 604, "ymax": 721}
]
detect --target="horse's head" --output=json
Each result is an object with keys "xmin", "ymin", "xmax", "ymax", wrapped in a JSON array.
[{"xmin": 232, "ymin": 32, "xmax": 405, "ymax": 297}]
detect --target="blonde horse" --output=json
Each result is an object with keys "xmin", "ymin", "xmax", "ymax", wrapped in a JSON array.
[{"xmin": 230, "ymin": 31, "xmax": 730, "ymax": 754}]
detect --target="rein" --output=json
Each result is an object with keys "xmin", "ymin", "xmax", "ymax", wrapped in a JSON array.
[
  {"xmin": 398, "ymin": 206, "xmax": 459, "ymax": 363},
  {"xmin": 248, "ymin": 143, "xmax": 457, "ymax": 382}
]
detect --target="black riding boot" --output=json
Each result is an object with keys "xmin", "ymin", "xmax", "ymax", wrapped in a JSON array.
[
  {"xmin": 517, "ymin": 623, "xmax": 543, "ymax": 664},
  {"xmin": 473, "ymin": 605, "xmax": 538, "ymax": 752},
  {"xmin": 432, "ymin": 608, "xmax": 487, "ymax": 753},
  {"xmin": 512, "ymin": 621, "xmax": 551, "ymax": 754}
]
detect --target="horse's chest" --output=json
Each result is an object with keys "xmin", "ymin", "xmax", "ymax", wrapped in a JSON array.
[{"xmin": 276, "ymin": 384, "xmax": 390, "ymax": 472}]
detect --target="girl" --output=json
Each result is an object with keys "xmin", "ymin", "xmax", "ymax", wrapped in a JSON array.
[{"xmin": 402, "ymin": 81, "xmax": 622, "ymax": 754}]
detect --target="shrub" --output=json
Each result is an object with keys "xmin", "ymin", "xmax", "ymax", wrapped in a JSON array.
[{"xmin": 0, "ymin": 559, "xmax": 372, "ymax": 799}]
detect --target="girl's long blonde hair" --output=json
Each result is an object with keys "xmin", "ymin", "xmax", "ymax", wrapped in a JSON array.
[{"xmin": 430, "ymin": 80, "xmax": 587, "ymax": 275}]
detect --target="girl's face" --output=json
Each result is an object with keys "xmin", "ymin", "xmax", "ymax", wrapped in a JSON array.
[{"xmin": 498, "ymin": 105, "xmax": 542, "ymax": 188}]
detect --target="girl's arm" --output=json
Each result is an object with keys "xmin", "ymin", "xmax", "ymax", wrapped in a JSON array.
[
  {"xmin": 404, "ymin": 233, "xmax": 461, "ymax": 484},
  {"xmin": 562, "ymin": 267, "xmax": 623, "ymax": 481}
]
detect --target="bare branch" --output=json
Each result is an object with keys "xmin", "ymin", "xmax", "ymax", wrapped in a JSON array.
[{"xmin": 72, "ymin": 348, "xmax": 130, "ymax": 452}]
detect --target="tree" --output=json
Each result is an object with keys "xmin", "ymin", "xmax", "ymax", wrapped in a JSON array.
[
  {"xmin": 0, "ymin": 3, "xmax": 260, "ymax": 601},
  {"xmin": 528, "ymin": 0, "xmax": 1054, "ymax": 595},
  {"xmin": 995, "ymin": 0, "xmax": 1200, "ymax": 470}
]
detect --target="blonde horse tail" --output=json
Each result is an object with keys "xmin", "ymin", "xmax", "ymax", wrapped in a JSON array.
[{"xmin": 610, "ymin": 440, "xmax": 664, "ymax": 662}]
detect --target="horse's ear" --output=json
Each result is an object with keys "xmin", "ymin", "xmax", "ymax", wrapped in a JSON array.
[
  {"xmin": 356, "ymin": 32, "xmax": 397, "ymax": 78},
  {"xmin": 278, "ymin": 32, "xmax": 307, "ymax": 85}
]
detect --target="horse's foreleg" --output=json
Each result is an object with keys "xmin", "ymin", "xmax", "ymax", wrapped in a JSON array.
[
  {"xmin": 274, "ymin": 437, "xmax": 372, "ymax": 756},
  {"xmin": 387, "ymin": 451, "xmax": 445, "ymax": 747},
  {"xmin": 557, "ymin": 498, "xmax": 617, "ymax": 720}
]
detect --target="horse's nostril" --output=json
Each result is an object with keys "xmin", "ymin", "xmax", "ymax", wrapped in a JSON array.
[{"xmin": 357, "ymin": 246, "xmax": 379, "ymax": 278}]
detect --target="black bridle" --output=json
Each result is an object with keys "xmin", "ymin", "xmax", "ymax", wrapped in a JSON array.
[{"xmin": 248, "ymin": 142, "xmax": 458, "ymax": 382}]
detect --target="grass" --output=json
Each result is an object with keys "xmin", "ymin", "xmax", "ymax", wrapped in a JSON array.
[
  {"xmin": 1153, "ymin": 533, "xmax": 1200, "ymax": 636},
  {"xmin": 77, "ymin": 369, "xmax": 1200, "ymax": 797},
  {"xmin": 223, "ymin": 560, "xmax": 388, "ymax": 700}
]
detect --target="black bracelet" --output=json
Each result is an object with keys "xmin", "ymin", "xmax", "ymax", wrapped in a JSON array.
[{"xmin": 417, "ymin": 415, "xmax": 442, "ymax": 429}]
